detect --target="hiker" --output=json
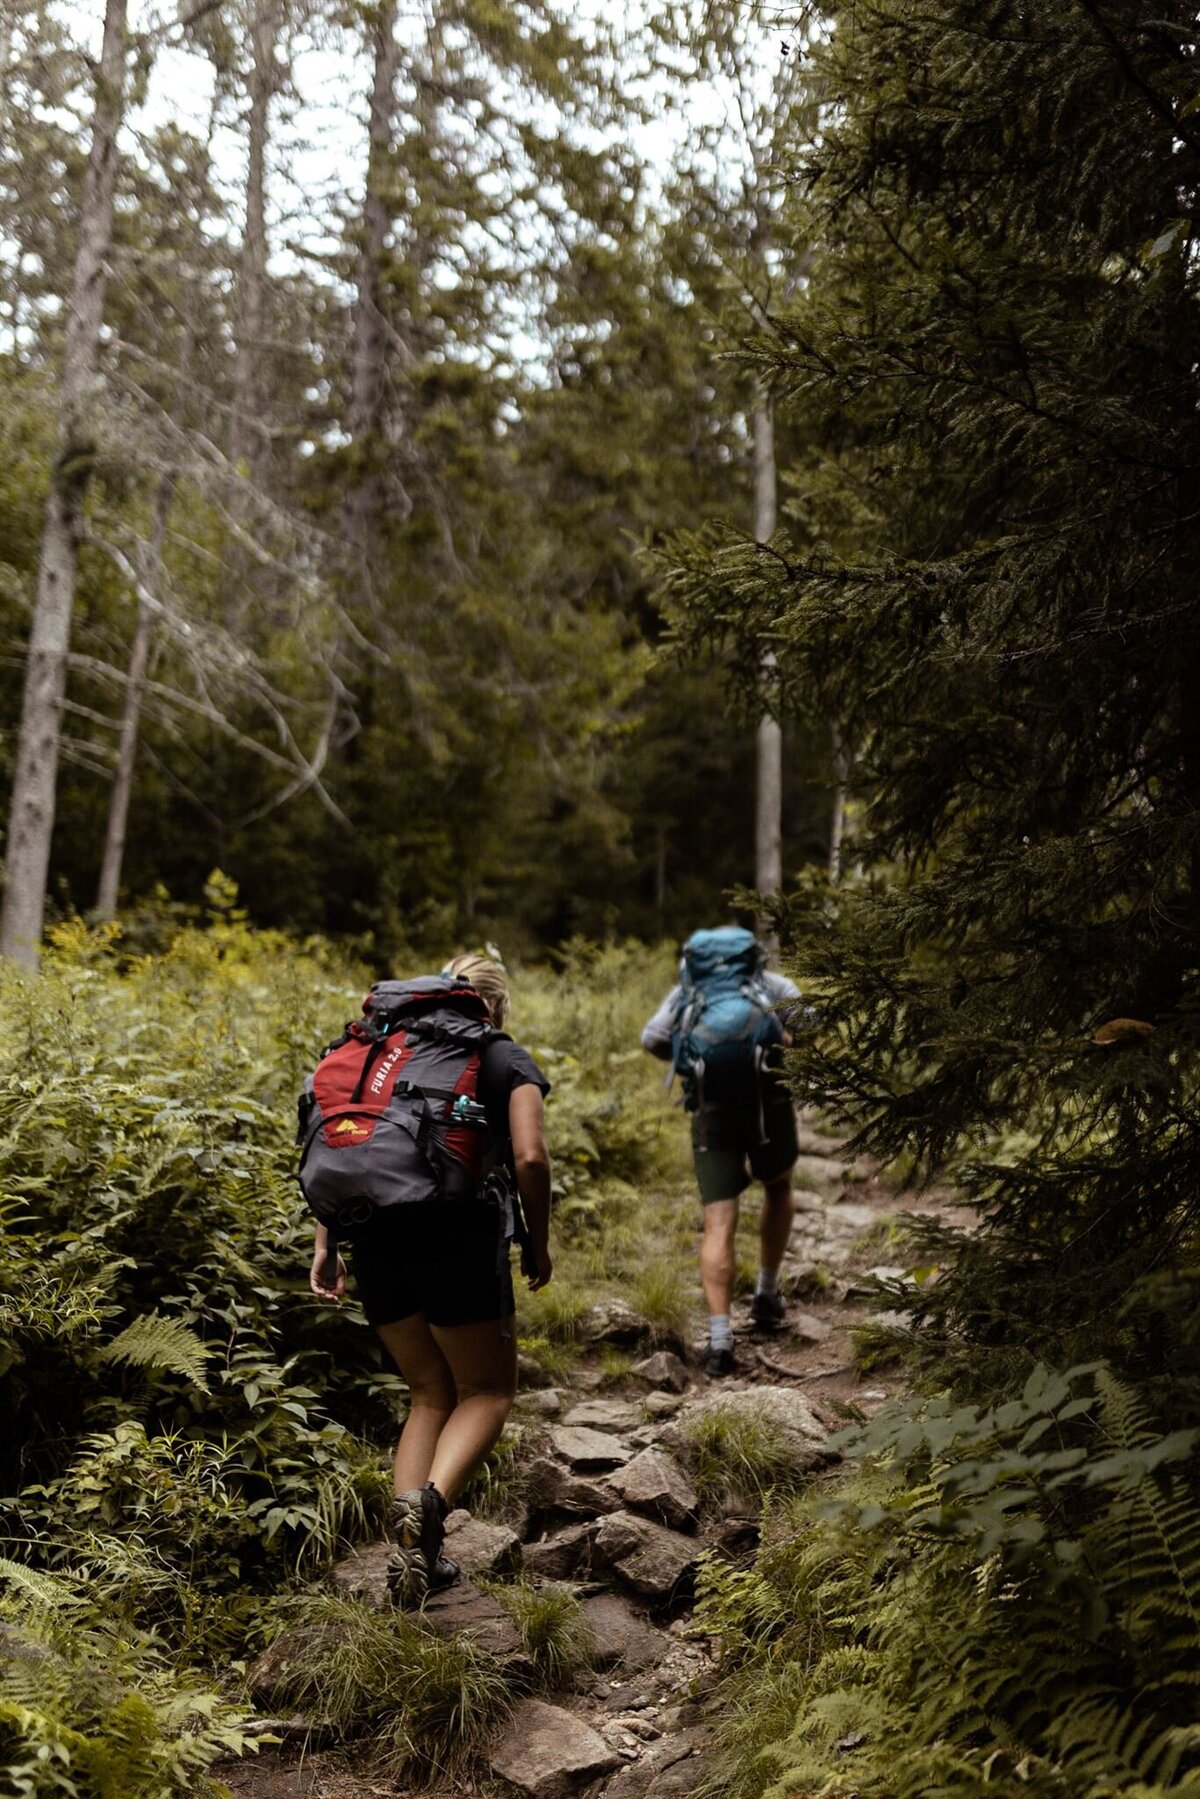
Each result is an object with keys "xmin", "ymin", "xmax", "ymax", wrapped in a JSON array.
[
  {"xmin": 301, "ymin": 953, "xmax": 552, "ymax": 1605},
  {"xmin": 642, "ymin": 927, "xmax": 801, "ymax": 1377}
]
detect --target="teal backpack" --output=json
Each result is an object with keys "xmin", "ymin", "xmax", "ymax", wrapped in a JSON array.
[{"xmin": 668, "ymin": 927, "xmax": 783, "ymax": 1114}]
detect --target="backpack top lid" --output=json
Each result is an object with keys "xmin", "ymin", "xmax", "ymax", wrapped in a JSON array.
[
  {"xmin": 681, "ymin": 926, "xmax": 763, "ymax": 984},
  {"xmin": 360, "ymin": 974, "xmax": 492, "ymax": 1033}
]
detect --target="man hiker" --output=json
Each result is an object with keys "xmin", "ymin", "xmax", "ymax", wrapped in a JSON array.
[{"xmin": 641, "ymin": 926, "xmax": 801, "ymax": 1377}]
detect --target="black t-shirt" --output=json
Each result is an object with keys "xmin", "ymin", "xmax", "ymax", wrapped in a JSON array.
[{"xmin": 477, "ymin": 1037, "xmax": 550, "ymax": 1168}]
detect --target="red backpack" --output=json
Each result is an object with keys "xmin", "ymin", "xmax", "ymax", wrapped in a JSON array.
[{"xmin": 297, "ymin": 976, "xmax": 501, "ymax": 1236}]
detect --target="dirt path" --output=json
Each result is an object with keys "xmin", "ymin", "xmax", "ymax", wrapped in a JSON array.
[{"xmin": 219, "ymin": 1115, "xmax": 955, "ymax": 1799}]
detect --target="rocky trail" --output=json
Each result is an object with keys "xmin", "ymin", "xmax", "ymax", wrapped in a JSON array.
[{"xmin": 221, "ymin": 1118, "xmax": 956, "ymax": 1799}]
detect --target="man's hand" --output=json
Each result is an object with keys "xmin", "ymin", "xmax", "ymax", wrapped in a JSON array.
[{"xmin": 310, "ymin": 1249, "xmax": 346, "ymax": 1302}]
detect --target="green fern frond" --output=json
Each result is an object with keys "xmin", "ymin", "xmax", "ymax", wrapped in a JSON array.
[
  {"xmin": 0, "ymin": 1556, "xmax": 81, "ymax": 1610},
  {"xmin": 95, "ymin": 1312, "xmax": 211, "ymax": 1391}
]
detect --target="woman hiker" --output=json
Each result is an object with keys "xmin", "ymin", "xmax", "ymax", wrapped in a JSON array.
[{"xmin": 306, "ymin": 953, "xmax": 552, "ymax": 1605}]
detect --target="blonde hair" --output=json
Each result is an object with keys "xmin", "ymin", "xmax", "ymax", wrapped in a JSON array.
[{"xmin": 442, "ymin": 952, "xmax": 510, "ymax": 1029}]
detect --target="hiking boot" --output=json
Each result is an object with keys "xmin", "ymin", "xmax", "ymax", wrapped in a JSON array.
[
  {"xmin": 429, "ymin": 1552, "xmax": 460, "ymax": 1594},
  {"xmin": 750, "ymin": 1289, "xmax": 787, "ymax": 1332},
  {"xmin": 700, "ymin": 1343, "xmax": 737, "ymax": 1378},
  {"xmin": 386, "ymin": 1482, "xmax": 446, "ymax": 1608}
]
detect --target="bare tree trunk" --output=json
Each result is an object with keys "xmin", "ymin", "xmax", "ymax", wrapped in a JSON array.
[
  {"xmin": 828, "ymin": 725, "xmax": 849, "ymax": 882},
  {"xmin": 345, "ymin": 0, "xmax": 399, "ymax": 570},
  {"xmin": 754, "ymin": 393, "xmax": 782, "ymax": 895},
  {"xmin": 0, "ymin": 0, "xmax": 128, "ymax": 967},
  {"xmin": 94, "ymin": 479, "xmax": 173, "ymax": 917},
  {"xmin": 229, "ymin": 0, "xmax": 281, "ymax": 476}
]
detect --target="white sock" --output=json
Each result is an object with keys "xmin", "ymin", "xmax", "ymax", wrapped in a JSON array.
[
  {"xmin": 709, "ymin": 1314, "xmax": 733, "ymax": 1351},
  {"xmin": 756, "ymin": 1268, "xmax": 779, "ymax": 1297}
]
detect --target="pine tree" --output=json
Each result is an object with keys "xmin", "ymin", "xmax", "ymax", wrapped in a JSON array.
[{"xmin": 663, "ymin": 0, "xmax": 1200, "ymax": 1391}]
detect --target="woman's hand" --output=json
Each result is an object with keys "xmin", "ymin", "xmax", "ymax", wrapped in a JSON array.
[
  {"xmin": 522, "ymin": 1241, "xmax": 553, "ymax": 1292},
  {"xmin": 310, "ymin": 1244, "xmax": 346, "ymax": 1302}
]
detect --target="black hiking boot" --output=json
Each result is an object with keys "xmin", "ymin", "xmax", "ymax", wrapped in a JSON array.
[
  {"xmin": 700, "ymin": 1343, "xmax": 737, "ymax": 1378},
  {"xmin": 386, "ymin": 1482, "xmax": 447, "ymax": 1608},
  {"xmin": 429, "ymin": 1552, "xmax": 460, "ymax": 1594},
  {"xmin": 750, "ymin": 1289, "xmax": 787, "ymax": 1332}
]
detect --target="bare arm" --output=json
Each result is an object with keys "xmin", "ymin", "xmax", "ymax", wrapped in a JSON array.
[
  {"xmin": 310, "ymin": 1220, "xmax": 345, "ymax": 1301},
  {"xmin": 509, "ymin": 1082, "xmax": 552, "ymax": 1291}
]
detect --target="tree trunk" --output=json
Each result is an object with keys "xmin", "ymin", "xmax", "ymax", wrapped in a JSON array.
[
  {"xmin": 94, "ymin": 479, "xmax": 173, "ymax": 918},
  {"xmin": 0, "ymin": 0, "xmax": 128, "ymax": 967},
  {"xmin": 828, "ymin": 725, "xmax": 849, "ymax": 882},
  {"xmin": 754, "ymin": 393, "xmax": 782, "ymax": 895},
  {"xmin": 229, "ymin": 0, "xmax": 281, "ymax": 477},
  {"xmin": 345, "ymin": 0, "xmax": 399, "ymax": 570}
]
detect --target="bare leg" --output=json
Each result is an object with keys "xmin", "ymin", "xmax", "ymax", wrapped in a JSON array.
[
  {"xmin": 374, "ymin": 1313, "xmax": 456, "ymax": 1493},
  {"xmin": 699, "ymin": 1198, "xmax": 739, "ymax": 1319},
  {"xmin": 759, "ymin": 1168, "xmax": 795, "ymax": 1273},
  {"xmin": 427, "ymin": 1318, "xmax": 518, "ymax": 1504}
]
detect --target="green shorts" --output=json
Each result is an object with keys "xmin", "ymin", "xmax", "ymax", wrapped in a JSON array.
[{"xmin": 690, "ymin": 1098, "xmax": 799, "ymax": 1205}]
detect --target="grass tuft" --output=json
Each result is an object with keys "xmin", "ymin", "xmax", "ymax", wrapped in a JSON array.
[
  {"xmin": 488, "ymin": 1580, "xmax": 596, "ymax": 1686},
  {"xmin": 681, "ymin": 1402, "xmax": 813, "ymax": 1507}
]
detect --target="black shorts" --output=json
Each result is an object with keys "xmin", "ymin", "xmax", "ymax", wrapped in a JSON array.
[
  {"xmin": 349, "ymin": 1201, "xmax": 515, "ymax": 1330},
  {"xmin": 690, "ymin": 1097, "xmax": 799, "ymax": 1205}
]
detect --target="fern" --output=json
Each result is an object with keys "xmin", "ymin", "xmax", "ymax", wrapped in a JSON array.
[{"xmin": 94, "ymin": 1312, "xmax": 211, "ymax": 1392}]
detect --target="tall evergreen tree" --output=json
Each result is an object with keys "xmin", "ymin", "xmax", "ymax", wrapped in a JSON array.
[{"xmin": 665, "ymin": 0, "xmax": 1200, "ymax": 1384}]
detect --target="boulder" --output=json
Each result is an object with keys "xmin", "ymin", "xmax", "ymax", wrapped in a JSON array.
[
  {"xmin": 247, "ymin": 1617, "xmax": 340, "ymax": 1701},
  {"xmin": 630, "ymin": 1351, "xmax": 690, "ymax": 1394},
  {"xmin": 490, "ymin": 1698, "xmax": 622, "ymax": 1799},
  {"xmin": 608, "ymin": 1449, "xmax": 698, "ymax": 1530},
  {"xmin": 582, "ymin": 1593, "xmax": 670, "ymax": 1672},
  {"xmin": 329, "ymin": 1540, "xmax": 390, "ymax": 1609},
  {"xmin": 669, "ymin": 1386, "xmax": 831, "ymax": 1475},
  {"xmin": 593, "ymin": 1510, "xmax": 698, "ymax": 1603},
  {"xmin": 551, "ymin": 1425, "xmax": 633, "ymax": 1471},
  {"xmin": 527, "ymin": 1454, "xmax": 621, "ymax": 1521},
  {"xmin": 791, "ymin": 1153, "xmax": 848, "ymax": 1195},
  {"xmin": 522, "ymin": 1522, "xmax": 598, "ymax": 1580},
  {"xmin": 563, "ymin": 1397, "xmax": 642, "ymax": 1433},
  {"xmin": 421, "ymin": 1580, "xmax": 530, "ymax": 1669},
  {"xmin": 582, "ymin": 1300, "xmax": 681, "ymax": 1353},
  {"xmin": 643, "ymin": 1392, "xmax": 682, "ymax": 1421},
  {"xmin": 443, "ymin": 1509, "xmax": 522, "ymax": 1577},
  {"xmin": 789, "ymin": 1310, "xmax": 833, "ymax": 1344},
  {"xmin": 599, "ymin": 1729, "xmax": 708, "ymax": 1799},
  {"xmin": 827, "ymin": 1201, "xmax": 877, "ymax": 1230},
  {"xmin": 516, "ymin": 1387, "xmax": 564, "ymax": 1420}
]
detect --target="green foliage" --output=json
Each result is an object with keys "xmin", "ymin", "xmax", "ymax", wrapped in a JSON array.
[
  {"xmin": 700, "ymin": 1372, "xmax": 1200, "ymax": 1799},
  {"xmin": 0, "ymin": 1568, "xmax": 250, "ymax": 1799}
]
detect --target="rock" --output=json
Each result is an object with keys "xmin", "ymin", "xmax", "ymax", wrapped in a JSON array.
[
  {"xmin": 609, "ymin": 1449, "xmax": 698, "ymax": 1530},
  {"xmin": 828, "ymin": 1201, "xmax": 877, "ymax": 1230},
  {"xmin": 582, "ymin": 1300, "xmax": 682, "ymax": 1353},
  {"xmin": 593, "ymin": 1510, "xmax": 698, "ymax": 1603},
  {"xmin": 582, "ymin": 1593, "xmax": 670, "ymax": 1671},
  {"xmin": 518, "ymin": 1353, "xmax": 555, "ymax": 1388},
  {"xmin": 630, "ymin": 1351, "xmax": 690, "ymax": 1394},
  {"xmin": 516, "ymin": 1387, "xmax": 563, "ymax": 1419},
  {"xmin": 789, "ymin": 1310, "xmax": 833, "ymax": 1344},
  {"xmin": 551, "ymin": 1425, "xmax": 633, "ymax": 1471},
  {"xmin": 490, "ymin": 1698, "xmax": 621, "ymax": 1799},
  {"xmin": 645, "ymin": 1748, "xmax": 707, "ymax": 1797},
  {"xmin": 643, "ymin": 1392, "xmax": 682, "ymax": 1420},
  {"xmin": 599, "ymin": 1730, "xmax": 707, "ymax": 1799},
  {"xmin": 443, "ymin": 1509, "xmax": 522, "ymax": 1577},
  {"xmin": 329, "ymin": 1540, "xmax": 391, "ymax": 1608},
  {"xmin": 421, "ymin": 1580, "xmax": 530, "ymax": 1669},
  {"xmin": 669, "ymin": 1386, "xmax": 830, "ymax": 1475},
  {"xmin": 794, "ymin": 1120, "xmax": 844, "ymax": 1157},
  {"xmin": 791, "ymin": 1152, "xmax": 848, "ymax": 1195},
  {"xmin": 522, "ymin": 1522, "xmax": 598, "ymax": 1579},
  {"xmin": 785, "ymin": 1259, "xmax": 826, "ymax": 1299},
  {"xmin": 563, "ymin": 1398, "xmax": 642, "ymax": 1433},
  {"xmin": 247, "ymin": 1618, "xmax": 339, "ymax": 1701},
  {"xmin": 527, "ymin": 1455, "xmax": 621, "ymax": 1521}
]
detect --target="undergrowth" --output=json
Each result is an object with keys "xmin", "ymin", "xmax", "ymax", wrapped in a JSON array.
[{"xmin": 0, "ymin": 906, "xmax": 690, "ymax": 1789}]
